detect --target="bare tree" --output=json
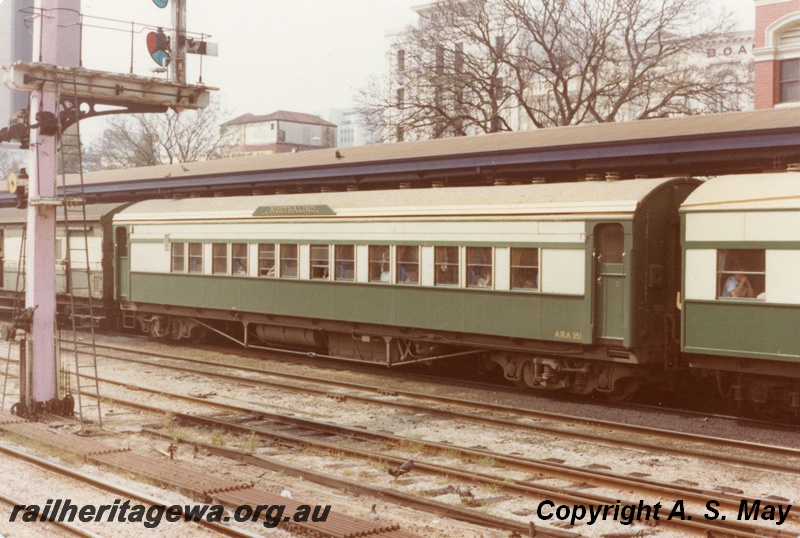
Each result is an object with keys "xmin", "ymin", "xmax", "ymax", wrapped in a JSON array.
[
  {"xmin": 358, "ymin": 0, "xmax": 749, "ymax": 141},
  {"xmin": 85, "ymin": 98, "xmax": 230, "ymax": 170},
  {"xmin": 0, "ymin": 150, "xmax": 25, "ymax": 181},
  {"xmin": 505, "ymin": 0, "xmax": 749, "ymax": 126},
  {"xmin": 359, "ymin": 0, "xmax": 521, "ymax": 142}
]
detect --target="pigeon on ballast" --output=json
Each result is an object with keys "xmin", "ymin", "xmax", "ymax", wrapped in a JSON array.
[
  {"xmin": 368, "ymin": 504, "xmax": 380, "ymax": 523},
  {"xmin": 388, "ymin": 459, "xmax": 414, "ymax": 479},
  {"xmin": 279, "ymin": 487, "xmax": 293, "ymax": 499},
  {"xmin": 447, "ymin": 485, "xmax": 474, "ymax": 498}
]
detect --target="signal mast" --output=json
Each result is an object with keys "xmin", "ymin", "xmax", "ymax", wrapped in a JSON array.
[{"xmin": 2, "ymin": 0, "xmax": 215, "ymax": 421}]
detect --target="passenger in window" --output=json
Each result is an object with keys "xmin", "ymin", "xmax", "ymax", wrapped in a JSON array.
[
  {"xmin": 234, "ymin": 259, "xmax": 246, "ymax": 274},
  {"xmin": 380, "ymin": 263, "xmax": 390, "ymax": 283},
  {"xmin": 477, "ymin": 267, "xmax": 492, "ymax": 287},
  {"xmin": 722, "ymin": 270, "xmax": 756, "ymax": 298}
]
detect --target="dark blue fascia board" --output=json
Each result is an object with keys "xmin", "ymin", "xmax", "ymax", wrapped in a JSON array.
[{"xmin": 0, "ymin": 128, "xmax": 797, "ymax": 207}]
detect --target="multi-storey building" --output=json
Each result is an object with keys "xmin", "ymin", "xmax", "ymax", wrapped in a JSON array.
[
  {"xmin": 317, "ymin": 107, "xmax": 376, "ymax": 148},
  {"xmin": 1, "ymin": 0, "xmax": 79, "ymax": 168},
  {"xmin": 387, "ymin": 1, "xmax": 756, "ymax": 141},
  {"xmin": 753, "ymin": 0, "xmax": 800, "ymax": 108},
  {"xmin": 0, "ymin": 0, "xmax": 33, "ymax": 164}
]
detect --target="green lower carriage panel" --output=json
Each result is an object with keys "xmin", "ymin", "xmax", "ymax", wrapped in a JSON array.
[
  {"xmin": 683, "ymin": 301, "xmax": 800, "ymax": 361},
  {"xmin": 129, "ymin": 272, "xmax": 592, "ymax": 343}
]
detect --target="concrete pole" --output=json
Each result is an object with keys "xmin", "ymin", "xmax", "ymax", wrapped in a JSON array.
[
  {"xmin": 171, "ymin": 0, "xmax": 186, "ymax": 85},
  {"xmin": 25, "ymin": 0, "xmax": 60, "ymax": 405}
]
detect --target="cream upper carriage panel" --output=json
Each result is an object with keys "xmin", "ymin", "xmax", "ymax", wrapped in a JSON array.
[
  {"xmin": 681, "ymin": 172, "xmax": 800, "ymax": 304},
  {"xmin": 116, "ymin": 178, "xmax": 682, "ymax": 294}
]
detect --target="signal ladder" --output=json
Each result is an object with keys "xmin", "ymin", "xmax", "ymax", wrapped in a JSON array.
[
  {"xmin": 1, "ymin": 226, "xmax": 27, "ymax": 411},
  {"xmin": 54, "ymin": 69, "xmax": 103, "ymax": 428}
]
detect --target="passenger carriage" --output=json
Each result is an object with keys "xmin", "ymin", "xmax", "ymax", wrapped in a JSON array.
[
  {"xmin": 680, "ymin": 172, "xmax": 800, "ymax": 408},
  {"xmin": 0, "ymin": 203, "xmax": 127, "ymax": 323},
  {"xmin": 113, "ymin": 176, "xmax": 698, "ymax": 399}
]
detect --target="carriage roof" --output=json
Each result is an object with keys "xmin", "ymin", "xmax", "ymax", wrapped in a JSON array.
[
  {"xmin": 680, "ymin": 172, "xmax": 800, "ymax": 212},
  {"xmin": 114, "ymin": 176, "xmax": 694, "ymax": 222}
]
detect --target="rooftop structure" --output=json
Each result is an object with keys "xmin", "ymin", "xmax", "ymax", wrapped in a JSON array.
[{"xmin": 220, "ymin": 110, "xmax": 338, "ymax": 156}]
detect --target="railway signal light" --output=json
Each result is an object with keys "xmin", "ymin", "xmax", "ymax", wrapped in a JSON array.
[
  {"xmin": 147, "ymin": 27, "xmax": 171, "ymax": 67},
  {"xmin": 7, "ymin": 168, "xmax": 29, "ymax": 209},
  {"xmin": 184, "ymin": 37, "xmax": 219, "ymax": 57}
]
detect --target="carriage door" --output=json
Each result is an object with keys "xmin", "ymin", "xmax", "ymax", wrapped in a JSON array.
[
  {"xmin": 594, "ymin": 223, "xmax": 625, "ymax": 341},
  {"xmin": 115, "ymin": 227, "xmax": 130, "ymax": 299}
]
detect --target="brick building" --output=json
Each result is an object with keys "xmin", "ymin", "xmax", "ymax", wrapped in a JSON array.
[{"xmin": 753, "ymin": 0, "xmax": 800, "ymax": 108}]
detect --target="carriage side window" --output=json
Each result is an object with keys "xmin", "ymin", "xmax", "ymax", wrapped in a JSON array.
[
  {"xmin": 467, "ymin": 247, "xmax": 493, "ymax": 288},
  {"xmin": 434, "ymin": 246, "xmax": 459, "ymax": 286},
  {"xmin": 170, "ymin": 243, "xmax": 185, "ymax": 272},
  {"xmin": 334, "ymin": 245, "xmax": 355, "ymax": 281},
  {"xmin": 369, "ymin": 245, "xmax": 390, "ymax": 283},
  {"xmin": 511, "ymin": 248, "xmax": 539, "ymax": 290},
  {"xmin": 396, "ymin": 245, "xmax": 420, "ymax": 285},
  {"xmin": 280, "ymin": 244, "xmax": 298, "ymax": 278},
  {"xmin": 258, "ymin": 244, "xmax": 276, "ymax": 277},
  {"xmin": 212, "ymin": 243, "xmax": 228, "ymax": 274},
  {"xmin": 310, "ymin": 244, "xmax": 330, "ymax": 279},
  {"xmin": 188, "ymin": 242, "xmax": 203, "ymax": 273},
  {"xmin": 232, "ymin": 243, "xmax": 248, "ymax": 275},
  {"xmin": 717, "ymin": 249, "xmax": 765, "ymax": 300}
]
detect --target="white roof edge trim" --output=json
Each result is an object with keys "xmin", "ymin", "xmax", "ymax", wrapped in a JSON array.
[
  {"xmin": 680, "ymin": 194, "xmax": 800, "ymax": 212},
  {"xmin": 115, "ymin": 201, "xmax": 642, "ymax": 222}
]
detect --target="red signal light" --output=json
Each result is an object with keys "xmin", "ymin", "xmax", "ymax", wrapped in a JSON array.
[{"xmin": 147, "ymin": 28, "xmax": 171, "ymax": 67}]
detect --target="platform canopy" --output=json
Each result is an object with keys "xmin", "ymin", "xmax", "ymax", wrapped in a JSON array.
[{"xmin": 0, "ymin": 106, "xmax": 798, "ymax": 208}]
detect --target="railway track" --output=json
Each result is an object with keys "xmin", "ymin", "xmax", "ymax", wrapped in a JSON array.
[
  {"xmin": 95, "ymin": 384, "xmax": 800, "ymax": 536},
  {"xmin": 182, "ymin": 336, "xmax": 800, "ymax": 429},
  {"xmin": 83, "ymin": 341, "xmax": 800, "ymax": 468},
  {"xmin": 49, "ymin": 344, "xmax": 800, "ymax": 537},
  {"xmin": 0, "ymin": 414, "xmax": 421, "ymax": 538},
  {"xmin": 0, "ymin": 490, "xmax": 100, "ymax": 538},
  {"xmin": 4, "ymin": 337, "xmax": 799, "ymax": 536},
  {"xmin": 0, "ymin": 440, "xmax": 247, "ymax": 537}
]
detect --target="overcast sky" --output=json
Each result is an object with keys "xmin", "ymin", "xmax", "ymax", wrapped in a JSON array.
[{"xmin": 78, "ymin": 0, "xmax": 756, "ymax": 124}]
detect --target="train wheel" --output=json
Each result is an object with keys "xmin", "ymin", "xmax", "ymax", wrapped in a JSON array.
[
  {"xmin": 512, "ymin": 378, "xmax": 528, "ymax": 389},
  {"xmin": 605, "ymin": 377, "xmax": 641, "ymax": 402},
  {"xmin": 513, "ymin": 361, "xmax": 533, "ymax": 389},
  {"xmin": 150, "ymin": 316, "xmax": 169, "ymax": 338}
]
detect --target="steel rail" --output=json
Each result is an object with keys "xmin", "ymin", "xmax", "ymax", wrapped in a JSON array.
[
  {"xmin": 143, "ymin": 427, "xmax": 567, "ymax": 538},
  {"xmin": 76, "ymin": 343, "xmax": 800, "ymax": 471},
  {"xmin": 76, "ymin": 376, "xmax": 799, "ymax": 538},
  {"xmin": 0, "ymin": 491, "xmax": 102, "ymax": 538},
  {"xmin": 0, "ymin": 442, "xmax": 256, "ymax": 538},
  {"xmin": 62, "ymin": 336, "xmax": 800, "ymax": 433}
]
